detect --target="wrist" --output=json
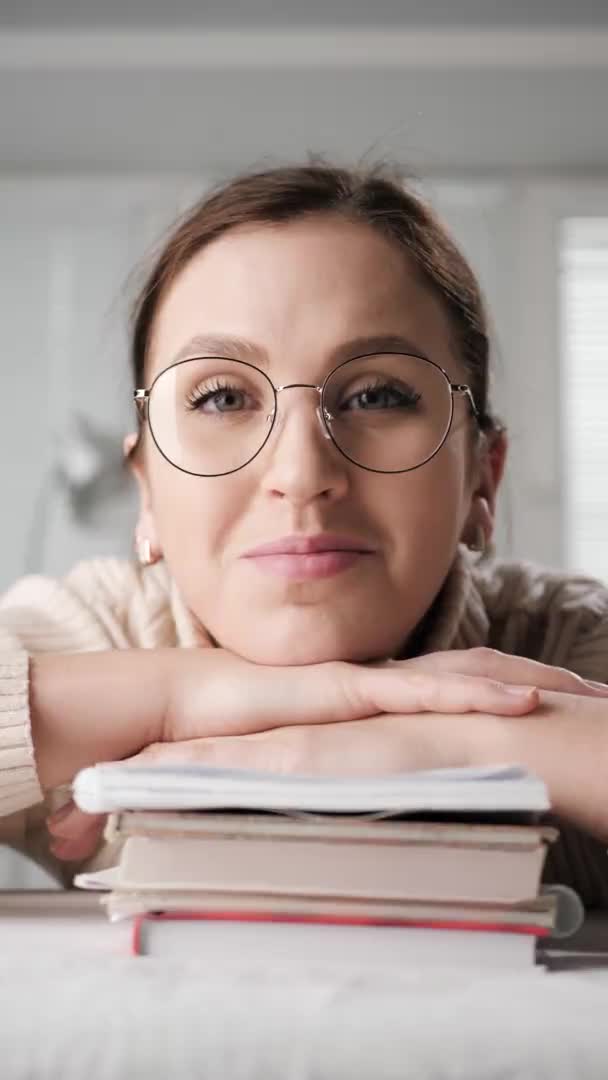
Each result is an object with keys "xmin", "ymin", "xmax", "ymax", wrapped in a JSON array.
[
  {"xmin": 31, "ymin": 650, "xmax": 171, "ymax": 789},
  {"xmin": 463, "ymin": 711, "xmax": 515, "ymax": 768},
  {"xmin": 156, "ymin": 647, "xmax": 184, "ymax": 743}
]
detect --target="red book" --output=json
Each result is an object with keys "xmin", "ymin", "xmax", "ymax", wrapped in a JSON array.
[{"xmin": 131, "ymin": 908, "xmax": 549, "ymax": 970}]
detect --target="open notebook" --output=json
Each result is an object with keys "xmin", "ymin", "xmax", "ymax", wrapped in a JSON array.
[{"xmin": 73, "ymin": 762, "xmax": 549, "ymax": 815}]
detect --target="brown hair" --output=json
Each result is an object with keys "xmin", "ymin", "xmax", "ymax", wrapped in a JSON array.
[{"xmin": 129, "ymin": 161, "xmax": 497, "ymax": 454}]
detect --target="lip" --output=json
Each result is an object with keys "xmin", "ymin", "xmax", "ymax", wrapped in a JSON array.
[
  {"xmin": 244, "ymin": 550, "xmax": 370, "ymax": 581},
  {"xmin": 243, "ymin": 533, "xmax": 375, "ymax": 558},
  {"xmin": 242, "ymin": 534, "xmax": 376, "ymax": 581}
]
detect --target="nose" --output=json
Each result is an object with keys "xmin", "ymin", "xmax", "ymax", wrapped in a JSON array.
[{"xmin": 260, "ymin": 386, "xmax": 349, "ymax": 505}]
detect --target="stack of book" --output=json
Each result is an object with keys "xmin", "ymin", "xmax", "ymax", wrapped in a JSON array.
[{"xmin": 73, "ymin": 763, "xmax": 575, "ymax": 970}]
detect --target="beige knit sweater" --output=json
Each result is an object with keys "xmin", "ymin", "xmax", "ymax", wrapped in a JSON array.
[{"xmin": 1, "ymin": 548, "xmax": 608, "ymax": 903}]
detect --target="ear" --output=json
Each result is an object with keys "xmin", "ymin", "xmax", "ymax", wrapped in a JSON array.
[
  {"xmin": 463, "ymin": 428, "xmax": 508, "ymax": 548},
  {"xmin": 123, "ymin": 432, "xmax": 162, "ymax": 560}
]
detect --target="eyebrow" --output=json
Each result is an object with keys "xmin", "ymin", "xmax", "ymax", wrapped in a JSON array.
[{"xmin": 170, "ymin": 332, "xmax": 430, "ymax": 369}]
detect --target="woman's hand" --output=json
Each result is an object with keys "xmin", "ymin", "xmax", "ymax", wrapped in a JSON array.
[
  {"xmin": 162, "ymin": 646, "xmax": 543, "ymax": 744},
  {"xmin": 126, "ymin": 687, "xmax": 608, "ymax": 841},
  {"xmin": 126, "ymin": 646, "xmax": 608, "ymax": 775},
  {"xmin": 128, "ymin": 649, "xmax": 608, "ymax": 775},
  {"xmin": 47, "ymin": 647, "xmax": 608, "ymax": 861},
  {"xmin": 395, "ymin": 647, "xmax": 608, "ymax": 698},
  {"xmin": 125, "ymin": 708, "xmax": 495, "ymax": 775},
  {"xmin": 46, "ymin": 801, "xmax": 107, "ymax": 863},
  {"xmin": 46, "ymin": 708, "xmax": 475, "ymax": 862},
  {"xmin": 164, "ymin": 645, "xmax": 608, "ymax": 745},
  {"xmin": 47, "ymin": 651, "xmax": 536, "ymax": 861}
]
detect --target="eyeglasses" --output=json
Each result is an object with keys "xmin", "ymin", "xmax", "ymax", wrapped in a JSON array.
[{"xmin": 134, "ymin": 353, "xmax": 480, "ymax": 477}]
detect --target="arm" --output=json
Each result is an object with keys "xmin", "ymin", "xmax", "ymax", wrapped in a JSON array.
[
  {"xmin": 386, "ymin": 646, "xmax": 608, "ymax": 842},
  {"xmin": 471, "ymin": 690, "xmax": 608, "ymax": 908},
  {"xmin": 482, "ymin": 691, "xmax": 608, "ymax": 843},
  {"xmin": 0, "ymin": 558, "xmax": 168, "ymax": 816},
  {"xmin": 0, "ymin": 639, "xmax": 169, "ymax": 882},
  {"xmin": 30, "ymin": 650, "xmax": 170, "ymax": 790},
  {"xmin": 389, "ymin": 648, "xmax": 608, "ymax": 842}
]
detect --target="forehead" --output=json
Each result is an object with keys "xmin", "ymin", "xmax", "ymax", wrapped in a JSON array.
[{"xmin": 148, "ymin": 217, "xmax": 456, "ymax": 378}]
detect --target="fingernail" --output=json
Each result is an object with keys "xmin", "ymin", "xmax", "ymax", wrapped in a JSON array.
[
  {"xmin": 585, "ymin": 680, "xmax": 608, "ymax": 694},
  {"xmin": 502, "ymin": 685, "xmax": 536, "ymax": 696}
]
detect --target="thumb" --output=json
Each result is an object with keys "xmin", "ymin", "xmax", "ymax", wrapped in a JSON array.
[{"xmin": 46, "ymin": 799, "xmax": 107, "ymax": 862}]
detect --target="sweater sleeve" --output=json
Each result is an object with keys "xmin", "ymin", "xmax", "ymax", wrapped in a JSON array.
[
  {"xmin": 0, "ymin": 559, "xmax": 144, "ymax": 815},
  {"xmin": 0, "ymin": 643, "xmax": 42, "ymax": 816},
  {"xmin": 0, "ymin": 558, "xmax": 160, "ymax": 891},
  {"xmin": 560, "ymin": 585, "xmax": 608, "ymax": 684}
]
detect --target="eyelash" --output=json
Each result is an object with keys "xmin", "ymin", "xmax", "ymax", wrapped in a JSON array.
[
  {"xmin": 184, "ymin": 378, "xmax": 422, "ymax": 413},
  {"xmin": 186, "ymin": 381, "xmax": 248, "ymax": 411},
  {"xmin": 341, "ymin": 381, "xmax": 422, "ymax": 410}
]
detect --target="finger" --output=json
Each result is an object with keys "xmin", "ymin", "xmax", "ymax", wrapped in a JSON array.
[
  {"xmin": 128, "ymin": 738, "xmax": 256, "ymax": 767},
  {"xmin": 127, "ymin": 733, "xmax": 288, "ymax": 773},
  {"xmin": 394, "ymin": 648, "xmax": 608, "ymax": 698},
  {"xmin": 356, "ymin": 669, "xmax": 539, "ymax": 717},
  {"xmin": 49, "ymin": 823, "xmax": 105, "ymax": 862},
  {"xmin": 46, "ymin": 802, "xmax": 107, "ymax": 841},
  {"xmin": 46, "ymin": 798, "xmax": 77, "ymax": 829},
  {"xmin": 48, "ymin": 813, "xmax": 107, "ymax": 861}
]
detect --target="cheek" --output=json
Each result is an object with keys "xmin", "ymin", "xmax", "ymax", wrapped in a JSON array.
[
  {"xmin": 367, "ymin": 438, "xmax": 470, "ymax": 552},
  {"xmin": 149, "ymin": 464, "xmax": 248, "ymax": 564}
]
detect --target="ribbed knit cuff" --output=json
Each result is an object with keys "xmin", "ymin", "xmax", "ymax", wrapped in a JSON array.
[{"xmin": 0, "ymin": 650, "xmax": 44, "ymax": 814}]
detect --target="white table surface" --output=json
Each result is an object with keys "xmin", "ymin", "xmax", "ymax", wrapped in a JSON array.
[{"xmin": 2, "ymin": 891, "xmax": 608, "ymax": 1080}]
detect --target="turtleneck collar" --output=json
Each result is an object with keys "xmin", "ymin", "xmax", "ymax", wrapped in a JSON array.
[{"xmin": 405, "ymin": 544, "xmax": 491, "ymax": 657}]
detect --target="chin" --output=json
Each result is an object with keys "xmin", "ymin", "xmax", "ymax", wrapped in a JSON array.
[{"xmin": 224, "ymin": 611, "xmax": 403, "ymax": 667}]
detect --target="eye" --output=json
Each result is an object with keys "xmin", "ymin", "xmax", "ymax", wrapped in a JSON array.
[
  {"xmin": 186, "ymin": 380, "xmax": 253, "ymax": 413},
  {"xmin": 340, "ymin": 380, "xmax": 422, "ymax": 411}
]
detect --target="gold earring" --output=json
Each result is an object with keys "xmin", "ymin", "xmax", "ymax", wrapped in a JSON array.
[
  {"xmin": 136, "ymin": 537, "xmax": 154, "ymax": 567},
  {"xmin": 468, "ymin": 524, "xmax": 487, "ymax": 555}
]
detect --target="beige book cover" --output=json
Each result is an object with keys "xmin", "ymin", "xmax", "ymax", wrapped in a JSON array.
[{"xmin": 111, "ymin": 826, "xmax": 554, "ymax": 904}]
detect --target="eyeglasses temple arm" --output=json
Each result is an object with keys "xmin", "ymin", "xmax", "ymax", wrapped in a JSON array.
[
  {"xmin": 133, "ymin": 388, "xmax": 149, "ymax": 421},
  {"xmin": 451, "ymin": 383, "xmax": 481, "ymax": 423}
]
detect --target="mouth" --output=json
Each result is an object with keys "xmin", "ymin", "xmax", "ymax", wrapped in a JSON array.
[{"xmin": 242, "ymin": 534, "xmax": 376, "ymax": 581}]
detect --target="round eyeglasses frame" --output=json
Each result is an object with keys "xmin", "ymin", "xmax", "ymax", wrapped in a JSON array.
[{"xmin": 134, "ymin": 352, "xmax": 481, "ymax": 478}]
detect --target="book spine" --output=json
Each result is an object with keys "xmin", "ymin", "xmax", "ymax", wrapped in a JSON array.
[{"xmin": 131, "ymin": 910, "xmax": 549, "ymax": 956}]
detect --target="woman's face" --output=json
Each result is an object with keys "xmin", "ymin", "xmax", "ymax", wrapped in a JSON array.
[{"xmin": 134, "ymin": 217, "xmax": 489, "ymax": 664}]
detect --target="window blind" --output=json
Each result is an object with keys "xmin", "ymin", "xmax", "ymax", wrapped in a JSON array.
[{"xmin": 560, "ymin": 218, "xmax": 608, "ymax": 583}]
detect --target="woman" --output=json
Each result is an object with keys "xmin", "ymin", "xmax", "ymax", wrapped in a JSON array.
[{"xmin": 1, "ymin": 163, "xmax": 608, "ymax": 903}]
